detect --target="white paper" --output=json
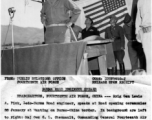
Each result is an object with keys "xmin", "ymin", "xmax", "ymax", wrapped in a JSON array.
[{"xmin": 1, "ymin": 76, "xmax": 151, "ymax": 120}]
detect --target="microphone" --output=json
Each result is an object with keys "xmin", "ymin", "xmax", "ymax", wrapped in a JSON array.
[
  {"xmin": 8, "ymin": 7, "xmax": 16, "ymax": 19},
  {"xmin": 8, "ymin": 7, "xmax": 16, "ymax": 13}
]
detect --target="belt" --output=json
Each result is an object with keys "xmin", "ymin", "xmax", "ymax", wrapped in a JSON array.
[
  {"xmin": 142, "ymin": 26, "xmax": 151, "ymax": 33},
  {"xmin": 46, "ymin": 24, "xmax": 66, "ymax": 28}
]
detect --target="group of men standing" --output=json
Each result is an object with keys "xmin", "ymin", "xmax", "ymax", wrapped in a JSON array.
[{"xmin": 40, "ymin": 0, "xmax": 151, "ymax": 75}]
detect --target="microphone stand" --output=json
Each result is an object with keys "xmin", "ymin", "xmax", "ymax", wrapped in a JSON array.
[{"xmin": 9, "ymin": 11, "xmax": 15, "ymax": 75}]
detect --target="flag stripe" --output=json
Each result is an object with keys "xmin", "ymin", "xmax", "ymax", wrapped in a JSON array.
[
  {"xmin": 85, "ymin": 8, "xmax": 105, "ymax": 17},
  {"xmin": 84, "ymin": 2, "xmax": 103, "ymax": 12},
  {"xmin": 96, "ymin": 14, "xmax": 126, "ymax": 30},
  {"xmin": 99, "ymin": 21, "xmax": 124, "ymax": 33},
  {"xmin": 84, "ymin": 4, "xmax": 103, "ymax": 15},
  {"xmin": 83, "ymin": 0, "xmax": 101, "ymax": 9},
  {"xmin": 93, "ymin": 7, "xmax": 127, "ymax": 22},
  {"xmin": 93, "ymin": 7, "xmax": 127, "ymax": 25},
  {"xmin": 91, "ymin": 10, "xmax": 105, "ymax": 19},
  {"xmin": 97, "ymin": 16, "xmax": 126, "ymax": 33}
]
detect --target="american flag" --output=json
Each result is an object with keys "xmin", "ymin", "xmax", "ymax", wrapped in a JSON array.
[{"xmin": 83, "ymin": 0, "xmax": 128, "ymax": 34}]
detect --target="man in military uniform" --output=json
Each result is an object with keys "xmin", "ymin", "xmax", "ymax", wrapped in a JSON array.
[{"xmin": 105, "ymin": 16, "xmax": 125, "ymax": 75}]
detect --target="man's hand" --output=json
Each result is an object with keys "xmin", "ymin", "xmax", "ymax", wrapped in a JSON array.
[
  {"xmin": 136, "ymin": 33, "xmax": 142, "ymax": 43},
  {"xmin": 66, "ymin": 22, "xmax": 73, "ymax": 28},
  {"xmin": 41, "ymin": 15, "xmax": 46, "ymax": 26},
  {"xmin": 110, "ymin": 37, "xmax": 115, "ymax": 42}
]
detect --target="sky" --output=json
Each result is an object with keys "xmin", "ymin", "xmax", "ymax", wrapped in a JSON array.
[{"xmin": 1, "ymin": 0, "xmax": 43, "ymax": 28}]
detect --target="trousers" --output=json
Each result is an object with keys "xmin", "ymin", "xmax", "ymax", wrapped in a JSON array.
[
  {"xmin": 114, "ymin": 50, "xmax": 125, "ymax": 63},
  {"xmin": 132, "ymin": 41, "xmax": 146, "ymax": 70},
  {"xmin": 45, "ymin": 26, "xmax": 71, "ymax": 44},
  {"xmin": 128, "ymin": 41, "xmax": 138, "ymax": 70}
]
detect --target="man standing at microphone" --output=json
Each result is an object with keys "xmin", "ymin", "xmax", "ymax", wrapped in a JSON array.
[{"xmin": 40, "ymin": 0, "xmax": 81, "ymax": 44}]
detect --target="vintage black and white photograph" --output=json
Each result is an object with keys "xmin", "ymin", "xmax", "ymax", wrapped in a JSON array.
[
  {"xmin": 1, "ymin": 1, "xmax": 151, "ymax": 120},
  {"xmin": 1, "ymin": 0, "xmax": 151, "ymax": 75}
]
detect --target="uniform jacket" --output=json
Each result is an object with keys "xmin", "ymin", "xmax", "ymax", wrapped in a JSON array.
[
  {"xmin": 81, "ymin": 26, "xmax": 100, "ymax": 39},
  {"xmin": 41, "ymin": 0, "xmax": 81, "ymax": 25},
  {"xmin": 105, "ymin": 25, "xmax": 125, "ymax": 51}
]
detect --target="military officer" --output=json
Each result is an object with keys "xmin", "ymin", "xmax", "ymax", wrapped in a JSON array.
[{"xmin": 105, "ymin": 15, "xmax": 125, "ymax": 75}]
